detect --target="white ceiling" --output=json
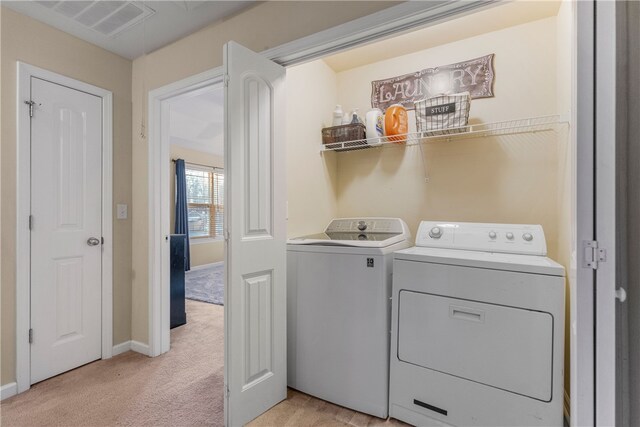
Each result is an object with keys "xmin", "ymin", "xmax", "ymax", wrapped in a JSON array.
[
  {"xmin": 169, "ymin": 85, "xmax": 224, "ymax": 157},
  {"xmin": 2, "ymin": 1, "xmax": 256, "ymax": 59}
]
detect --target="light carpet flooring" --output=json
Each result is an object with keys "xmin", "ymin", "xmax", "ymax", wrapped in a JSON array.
[
  {"xmin": 1, "ymin": 300, "xmax": 225, "ymax": 426},
  {"xmin": 1, "ymin": 299, "xmax": 407, "ymax": 427}
]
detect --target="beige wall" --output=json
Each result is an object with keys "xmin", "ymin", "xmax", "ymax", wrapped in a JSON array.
[
  {"xmin": 333, "ymin": 17, "xmax": 564, "ymax": 256},
  {"xmin": 286, "ymin": 60, "xmax": 339, "ymax": 238},
  {"xmin": 131, "ymin": 1, "xmax": 397, "ymax": 344},
  {"xmin": 169, "ymin": 145, "xmax": 224, "ymax": 267},
  {"xmin": 0, "ymin": 7, "xmax": 132, "ymax": 386}
]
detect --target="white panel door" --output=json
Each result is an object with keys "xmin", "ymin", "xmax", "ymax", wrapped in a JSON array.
[
  {"xmin": 30, "ymin": 77, "xmax": 103, "ymax": 384},
  {"xmin": 223, "ymin": 41, "xmax": 286, "ymax": 426}
]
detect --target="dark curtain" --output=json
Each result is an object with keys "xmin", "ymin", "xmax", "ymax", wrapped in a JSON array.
[{"xmin": 174, "ymin": 159, "xmax": 191, "ymax": 271}]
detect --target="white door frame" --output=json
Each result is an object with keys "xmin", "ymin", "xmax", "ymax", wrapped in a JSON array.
[
  {"xmin": 572, "ymin": 2, "xmax": 595, "ymax": 425},
  {"xmin": 147, "ymin": 69, "xmax": 225, "ymax": 357},
  {"xmin": 15, "ymin": 62, "xmax": 114, "ymax": 393},
  {"xmin": 146, "ymin": 0, "xmax": 498, "ymax": 358},
  {"xmin": 594, "ymin": 1, "xmax": 619, "ymax": 425}
]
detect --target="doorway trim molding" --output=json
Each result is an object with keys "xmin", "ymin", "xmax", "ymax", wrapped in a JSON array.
[
  {"xmin": 15, "ymin": 62, "xmax": 114, "ymax": 394},
  {"xmin": 146, "ymin": 0, "xmax": 500, "ymax": 356},
  {"xmin": 147, "ymin": 69, "xmax": 224, "ymax": 357}
]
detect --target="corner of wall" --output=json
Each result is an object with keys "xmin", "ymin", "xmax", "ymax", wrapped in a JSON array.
[{"xmin": 555, "ymin": 0, "xmax": 575, "ymax": 407}]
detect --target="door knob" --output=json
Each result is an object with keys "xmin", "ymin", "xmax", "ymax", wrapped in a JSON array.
[{"xmin": 87, "ymin": 237, "xmax": 100, "ymax": 246}]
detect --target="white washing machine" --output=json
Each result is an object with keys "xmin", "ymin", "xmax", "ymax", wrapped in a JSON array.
[
  {"xmin": 287, "ymin": 218, "xmax": 411, "ymax": 418},
  {"xmin": 390, "ymin": 221, "xmax": 565, "ymax": 427}
]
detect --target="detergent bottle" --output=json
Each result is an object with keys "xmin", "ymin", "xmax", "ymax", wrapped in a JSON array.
[{"xmin": 384, "ymin": 104, "xmax": 408, "ymax": 143}]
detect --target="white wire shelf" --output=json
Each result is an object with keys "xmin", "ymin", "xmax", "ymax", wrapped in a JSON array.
[{"xmin": 320, "ymin": 115, "xmax": 569, "ymax": 153}]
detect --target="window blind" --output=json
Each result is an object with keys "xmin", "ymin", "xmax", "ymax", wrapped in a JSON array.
[{"xmin": 185, "ymin": 164, "xmax": 224, "ymax": 239}]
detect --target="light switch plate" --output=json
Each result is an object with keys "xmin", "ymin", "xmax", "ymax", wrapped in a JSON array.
[{"xmin": 116, "ymin": 204, "xmax": 128, "ymax": 220}]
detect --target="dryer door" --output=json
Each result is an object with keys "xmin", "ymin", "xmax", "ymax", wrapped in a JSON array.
[{"xmin": 397, "ymin": 291, "xmax": 553, "ymax": 401}]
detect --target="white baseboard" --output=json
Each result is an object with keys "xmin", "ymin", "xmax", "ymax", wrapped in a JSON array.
[
  {"xmin": 189, "ymin": 261, "xmax": 223, "ymax": 272},
  {"xmin": 112, "ymin": 340, "xmax": 150, "ymax": 356},
  {"xmin": 112, "ymin": 340, "xmax": 132, "ymax": 356},
  {"xmin": 131, "ymin": 340, "xmax": 150, "ymax": 356},
  {"xmin": 1, "ymin": 382, "xmax": 18, "ymax": 401}
]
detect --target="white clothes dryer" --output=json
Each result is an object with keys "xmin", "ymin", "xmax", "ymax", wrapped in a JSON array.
[
  {"xmin": 390, "ymin": 221, "xmax": 565, "ymax": 426},
  {"xmin": 287, "ymin": 218, "xmax": 411, "ymax": 418}
]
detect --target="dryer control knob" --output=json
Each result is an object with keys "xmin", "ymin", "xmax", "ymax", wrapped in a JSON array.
[
  {"xmin": 429, "ymin": 227, "xmax": 442, "ymax": 239},
  {"xmin": 489, "ymin": 231, "xmax": 497, "ymax": 239},
  {"xmin": 506, "ymin": 232, "xmax": 514, "ymax": 240},
  {"xmin": 523, "ymin": 233, "xmax": 533, "ymax": 242},
  {"xmin": 357, "ymin": 221, "xmax": 367, "ymax": 231}
]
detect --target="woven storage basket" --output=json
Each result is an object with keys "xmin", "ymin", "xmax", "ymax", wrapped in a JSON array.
[
  {"xmin": 415, "ymin": 92, "xmax": 471, "ymax": 136},
  {"xmin": 321, "ymin": 123, "xmax": 368, "ymax": 151}
]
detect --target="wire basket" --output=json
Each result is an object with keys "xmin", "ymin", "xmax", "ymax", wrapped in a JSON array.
[
  {"xmin": 415, "ymin": 92, "xmax": 471, "ymax": 136},
  {"xmin": 321, "ymin": 123, "xmax": 368, "ymax": 151}
]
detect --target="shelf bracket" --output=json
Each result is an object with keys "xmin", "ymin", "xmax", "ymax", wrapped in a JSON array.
[{"xmin": 418, "ymin": 140, "xmax": 430, "ymax": 183}]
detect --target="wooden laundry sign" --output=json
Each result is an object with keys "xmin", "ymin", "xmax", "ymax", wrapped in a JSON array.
[{"xmin": 371, "ymin": 54, "xmax": 495, "ymax": 111}]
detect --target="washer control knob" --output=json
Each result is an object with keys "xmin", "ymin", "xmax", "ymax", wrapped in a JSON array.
[
  {"xmin": 506, "ymin": 232, "xmax": 514, "ymax": 240},
  {"xmin": 523, "ymin": 233, "xmax": 533, "ymax": 242},
  {"xmin": 357, "ymin": 221, "xmax": 367, "ymax": 231},
  {"xmin": 429, "ymin": 226, "xmax": 443, "ymax": 239},
  {"xmin": 488, "ymin": 231, "xmax": 497, "ymax": 239}
]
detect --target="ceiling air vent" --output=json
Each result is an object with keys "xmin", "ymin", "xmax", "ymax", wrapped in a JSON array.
[
  {"xmin": 37, "ymin": 1, "xmax": 155, "ymax": 37},
  {"xmin": 56, "ymin": 1, "xmax": 94, "ymax": 18}
]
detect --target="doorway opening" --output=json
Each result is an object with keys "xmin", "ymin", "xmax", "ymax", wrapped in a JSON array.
[
  {"xmin": 282, "ymin": 2, "xmax": 575, "ymax": 425},
  {"xmin": 147, "ymin": 70, "xmax": 224, "ymax": 358},
  {"xmin": 168, "ymin": 84, "xmax": 225, "ymax": 309},
  {"xmin": 145, "ymin": 74, "xmax": 228, "ymax": 418}
]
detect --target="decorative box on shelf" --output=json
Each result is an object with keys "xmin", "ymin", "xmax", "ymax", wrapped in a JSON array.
[{"xmin": 321, "ymin": 123, "xmax": 368, "ymax": 151}]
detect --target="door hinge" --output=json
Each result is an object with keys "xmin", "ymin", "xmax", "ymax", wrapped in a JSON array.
[
  {"xmin": 224, "ymin": 229, "xmax": 230, "ymax": 242},
  {"xmin": 101, "ymin": 237, "xmax": 105, "ymax": 245},
  {"xmin": 225, "ymin": 385, "xmax": 230, "ymax": 398},
  {"xmin": 25, "ymin": 100, "xmax": 36, "ymax": 118},
  {"xmin": 28, "ymin": 215, "xmax": 33, "ymax": 230},
  {"xmin": 223, "ymin": 74, "xmax": 230, "ymax": 87},
  {"xmin": 583, "ymin": 240, "xmax": 607, "ymax": 270},
  {"xmin": 29, "ymin": 328, "xmax": 33, "ymax": 344}
]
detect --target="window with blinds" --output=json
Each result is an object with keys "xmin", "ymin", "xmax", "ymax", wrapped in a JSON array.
[{"xmin": 185, "ymin": 164, "xmax": 224, "ymax": 239}]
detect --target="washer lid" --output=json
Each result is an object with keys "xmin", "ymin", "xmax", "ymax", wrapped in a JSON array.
[
  {"xmin": 394, "ymin": 246, "xmax": 565, "ymax": 276},
  {"xmin": 288, "ymin": 217, "xmax": 411, "ymax": 248}
]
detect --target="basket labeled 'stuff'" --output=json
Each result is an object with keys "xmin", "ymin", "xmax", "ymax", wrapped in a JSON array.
[{"xmin": 415, "ymin": 92, "xmax": 471, "ymax": 136}]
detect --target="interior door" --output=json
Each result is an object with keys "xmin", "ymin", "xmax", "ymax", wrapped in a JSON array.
[
  {"xmin": 223, "ymin": 41, "xmax": 287, "ymax": 426},
  {"xmin": 30, "ymin": 77, "xmax": 103, "ymax": 384}
]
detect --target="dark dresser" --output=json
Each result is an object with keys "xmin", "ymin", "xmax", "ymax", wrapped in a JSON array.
[{"xmin": 170, "ymin": 234, "xmax": 187, "ymax": 328}]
